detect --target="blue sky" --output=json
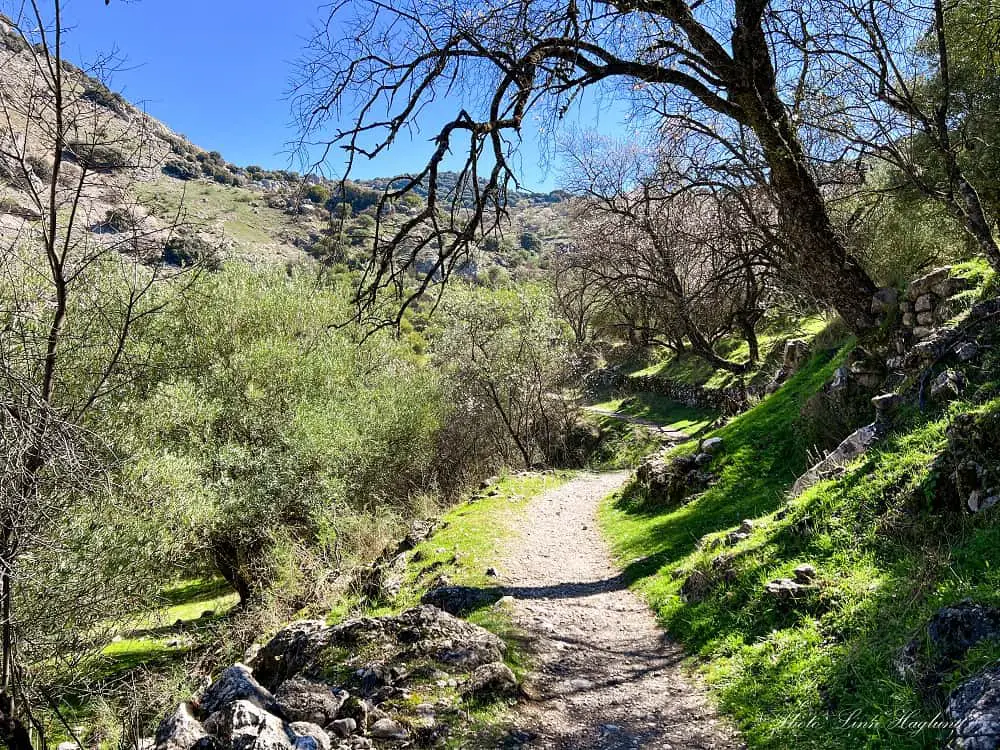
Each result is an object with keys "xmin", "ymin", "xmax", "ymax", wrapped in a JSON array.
[{"xmin": 56, "ymin": 0, "xmax": 631, "ymax": 191}]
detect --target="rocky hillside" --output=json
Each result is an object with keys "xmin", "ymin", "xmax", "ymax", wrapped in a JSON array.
[{"xmin": 0, "ymin": 15, "xmax": 568, "ymax": 276}]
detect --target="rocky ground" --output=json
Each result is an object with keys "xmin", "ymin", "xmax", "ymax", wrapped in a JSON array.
[{"xmin": 497, "ymin": 472, "xmax": 742, "ymax": 749}]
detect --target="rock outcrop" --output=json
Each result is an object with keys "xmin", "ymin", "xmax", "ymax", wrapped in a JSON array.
[
  {"xmin": 635, "ymin": 450, "xmax": 716, "ymax": 507},
  {"xmin": 154, "ymin": 606, "xmax": 516, "ymax": 750}
]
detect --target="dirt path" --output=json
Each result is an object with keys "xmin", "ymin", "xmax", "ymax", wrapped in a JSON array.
[
  {"xmin": 582, "ymin": 408, "xmax": 691, "ymax": 442},
  {"xmin": 499, "ymin": 472, "xmax": 742, "ymax": 749}
]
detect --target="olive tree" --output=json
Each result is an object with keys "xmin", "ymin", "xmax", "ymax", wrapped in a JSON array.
[{"xmin": 432, "ymin": 285, "xmax": 577, "ymax": 469}]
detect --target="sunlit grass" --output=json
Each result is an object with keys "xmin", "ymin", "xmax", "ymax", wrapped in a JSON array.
[{"xmin": 599, "ymin": 339, "xmax": 1000, "ymax": 748}]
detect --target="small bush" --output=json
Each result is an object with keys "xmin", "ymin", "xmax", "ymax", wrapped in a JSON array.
[
  {"xmin": 81, "ymin": 83, "xmax": 128, "ymax": 116},
  {"xmin": 63, "ymin": 141, "xmax": 128, "ymax": 172},
  {"xmin": 161, "ymin": 234, "xmax": 221, "ymax": 269},
  {"xmin": 305, "ymin": 184, "xmax": 331, "ymax": 205},
  {"xmin": 162, "ymin": 158, "xmax": 199, "ymax": 181}
]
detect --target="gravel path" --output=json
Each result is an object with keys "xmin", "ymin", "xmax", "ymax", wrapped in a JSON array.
[{"xmin": 499, "ymin": 472, "xmax": 742, "ymax": 749}]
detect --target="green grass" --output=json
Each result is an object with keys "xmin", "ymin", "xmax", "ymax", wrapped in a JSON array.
[
  {"xmin": 590, "ymin": 393, "xmax": 717, "ymax": 435},
  {"xmin": 137, "ymin": 178, "xmax": 312, "ymax": 256},
  {"xmin": 630, "ymin": 314, "xmax": 833, "ymax": 390},
  {"xmin": 599, "ymin": 339, "xmax": 1000, "ymax": 748},
  {"xmin": 98, "ymin": 578, "xmax": 238, "ymax": 676}
]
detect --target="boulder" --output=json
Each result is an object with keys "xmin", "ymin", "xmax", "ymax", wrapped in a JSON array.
[
  {"xmin": 700, "ymin": 437, "xmax": 723, "ymax": 455},
  {"xmin": 367, "ymin": 718, "xmax": 408, "ymax": 741},
  {"xmin": 782, "ymin": 339, "xmax": 811, "ymax": 371},
  {"xmin": 872, "ymin": 393, "xmax": 904, "ymax": 424},
  {"xmin": 764, "ymin": 579, "xmax": 818, "ymax": 600},
  {"xmin": 635, "ymin": 452, "xmax": 713, "ymax": 506},
  {"xmin": 928, "ymin": 603, "xmax": 1000, "ymax": 665},
  {"xmin": 199, "ymin": 664, "xmax": 277, "ymax": 717},
  {"xmin": 251, "ymin": 621, "xmax": 328, "ymax": 690},
  {"xmin": 155, "ymin": 703, "xmax": 208, "ymax": 750},
  {"xmin": 793, "ymin": 564, "xmax": 817, "ymax": 584},
  {"xmin": 255, "ymin": 606, "xmax": 505, "ymax": 694},
  {"xmin": 206, "ymin": 700, "xmax": 293, "ymax": 750},
  {"xmin": 968, "ymin": 491, "xmax": 1000, "ymax": 514},
  {"xmin": 420, "ymin": 585, "xmax": 496, "ymax": 616},
  {"xmin": 289, "ymin": 723, "xmax": 331, "ymax": 750},
  {"xmin": 461, "ymin": 662, "xmax": 517, "ymax": 698},
  {"xmin": 947, "ymin": 663, "xmax": 1000, "ymax": 750},
  {"xmin": 955, "ymin": 342, "xmax": 981, "ymax": 363},
  {"xmin": 790, "ymin": 423, "xmax": 881, "ymax": 498},
  {"xmin": 931, "ymin": 369, "xmax": 967, "ymax": 401},
  {"xmin": 274, "ymin": 676, "xmax": 347, "ymax": 726},
  {"xmin": 330, "ymin": 719, "xmax": 356, "ymax": 739}
]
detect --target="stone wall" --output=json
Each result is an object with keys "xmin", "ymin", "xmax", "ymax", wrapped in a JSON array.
[
  {"xmin": 620, "ymin": 373, "xmax": 761, "ymax": 416},
  {"xmin": 873, "ymin": 266, "xmax": 973, "ymax": 348}
]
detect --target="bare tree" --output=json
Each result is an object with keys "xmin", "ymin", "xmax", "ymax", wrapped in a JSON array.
[
  {"xmin": 294, "ymin": 0, "xmax": 881, "ymax": 332},
  {"xmin": 0, "ymin": 4, "xmax": 196, "ymax": 742},
  {"xmin": 561, "ymin": 137, "xmax": 776, "ymax": 372},
  {"xmin": 795, "ymin": 0, "xmax": 1000, "ymax": 269}
]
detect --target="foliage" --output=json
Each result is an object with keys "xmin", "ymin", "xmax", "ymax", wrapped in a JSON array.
[
  {"xmin": 115, "ymin": 267, "xmax": 455, "ymax": 607},
  {"xmin": 305, "ymin": 183, "xmax": 331, "ymax": 205},
  {"xmin": 431, "ymin": 284, "xmax": 580, "ymax": 469}
]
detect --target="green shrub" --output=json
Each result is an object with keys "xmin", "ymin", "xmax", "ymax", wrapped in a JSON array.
[
  {"xmin": 161, "ymin": 234, "xmax": 220, "ymax": 269},
  {"xmin": 162, "ymin": 158, "xmax": 199, "ymax": 181},
  {"xmin": 305, "ymin": 183, "xmax": 331, "ymax": 204}
]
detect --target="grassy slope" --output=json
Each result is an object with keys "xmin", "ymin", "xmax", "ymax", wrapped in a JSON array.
[
  {"xmin": 629, "ymin": 313, "xmax": 833, "ymax": 389},
  {"xmin": 600, "ymin": 339, "xmax": 1000, "ymax": 748},
  {"xmin": 586, "ymin": 395, "xmax": 718, "ymax": 469},
  {"xmin": 589, "ymin": 393, "xmax": 717, "ymax": 435}
]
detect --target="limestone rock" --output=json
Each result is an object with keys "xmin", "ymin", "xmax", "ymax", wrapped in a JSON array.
[
  {"xmin": 367, "ymin": 718, "xmax": 407, "ymax": 741},
  {"xmin": 872, "ymin": 393, "xmax": 904, "ymax": 423},
  {"xmin": 635, "ymin": 451, "xmax": 714, "ymax": 506},
  {"xmin": 764, "ymin": 579, "xmax": 817, "ymax": 600},
  {"xmin": 251, "ymin": 621, "xmax": 328, "ymax": 690},
  {"xmin": 155, "ymin": 703, "xmax": 208, "ymax": 750},
  {"xmin": 928, "ymin": 603, "xmax": 1000, "ymax": 665},
  {"xmin": 931, "ymin": 369, "xmax": 967, "ymax": 401},
  {"xmin": 700, "ymin": 437, "xmax": 723, "ymax": 455},
  {"xmin": 968, "ymin": 491, "xmax": 1000, "ymax": 514},
  {"xmin": 947, "ymin": 663, "xmax": 1000, "ymax": 750},
  {"xmin": 421, "ymin": 585, "xmax": 496, "ymax": 616},
  {"xmin": 199, "ymin": 664, "xmax": 277, "ymax": 717},
  {"xmin": 289, "ymin": 723, "xmax": 331, "ymax": 750},
  {"xmin": 915, "ymin": 294, "xmax": 935, "ymax": 314},
  {"xmin": 793, "ymin": 564, "xmax": 817, "ymax": 584},
  {"xmin": 330, "ymin": 719, "xmax": 356, "ymax": 738},
  {"xmin": 791, "ymin": 423, "xmax": 881, "ymax": 498},
  {"xmin": 908, "ymin": 267, "xmax": 952, "ymax": 300},
  {"xmin": 955, "ymin": 342, "xmax": 980, "ymax": 362},
  {"xmin": 274, "ymin": 676, "xmax": 347, "ymax": 726},
  {"xmin": 462, "ymin": 662, "xmax": 518, "ymax": 697}
]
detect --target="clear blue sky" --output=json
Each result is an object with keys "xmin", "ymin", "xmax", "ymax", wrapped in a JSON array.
[{"xmin": 57, "ymin": 0, "xmax": 630, "ymax": 191}]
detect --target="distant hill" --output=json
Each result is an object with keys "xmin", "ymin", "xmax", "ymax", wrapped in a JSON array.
[{"xmin": 0, "ymin": 16, "xmax": 571, "ymax": 279}]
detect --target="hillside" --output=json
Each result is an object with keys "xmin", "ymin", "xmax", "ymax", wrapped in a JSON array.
[{"xmin": 0, "ymin": 15, "xmax": 569, "ymax": 278}]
